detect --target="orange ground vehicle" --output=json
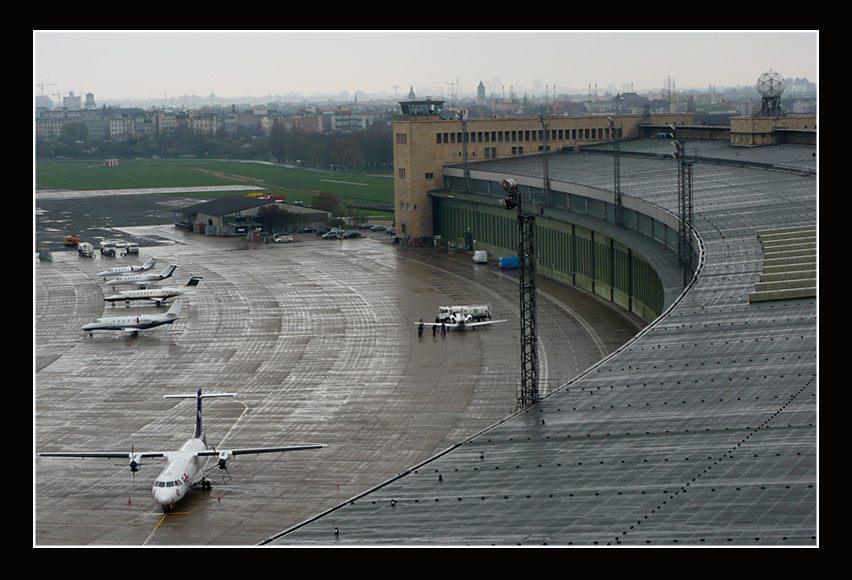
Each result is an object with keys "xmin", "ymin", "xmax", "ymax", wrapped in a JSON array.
[{"xmin": 64, "ymin": 235, "xmax": 81, "ymax": 246}]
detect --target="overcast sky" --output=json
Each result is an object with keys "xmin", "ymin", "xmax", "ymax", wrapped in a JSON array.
[{"xmin": 33, "ymin": 30, "xmax": 818, "ymax": 102}]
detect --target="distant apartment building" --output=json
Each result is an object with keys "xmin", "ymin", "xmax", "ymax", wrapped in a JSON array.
[
  {"xmin": 153, "ymin": 111, "xmax": 177, "ymax": 136},
  {"xmin": 331, "ymin": 110, "xmax": 381, "ymax": 132},
  {"xmin": 293, "ymin": 114, "xmax": 322, "ymax": 133},
  {"xmin": 108, "ymin": 116, "xmax": 134, "ymax": 141}
]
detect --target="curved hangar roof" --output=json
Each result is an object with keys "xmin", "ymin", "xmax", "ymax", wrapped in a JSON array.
[{"xmin": 267, "ymin": 140, "xmax": 817, "ymax": 546}]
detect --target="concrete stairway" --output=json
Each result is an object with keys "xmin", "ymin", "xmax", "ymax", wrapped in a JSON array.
[{"xmin": 749, "ymin": 225, "xmax": 817, "ymax": 302}]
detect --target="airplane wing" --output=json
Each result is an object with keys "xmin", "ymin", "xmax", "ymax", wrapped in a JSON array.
[
  {"xmin": 466, "ymin": 319, "xmax": 507, "ymax": 327},
  {"xmin": 38, "ymin": 451, "xmax": 165, "ymax": 460},
  {"xmin": 415, "ymin": 320, "xmax": 507, "ymax": 328},
  {"xmin": 196, "ymin": 444, "xmax": 327, "ymax": 457}
]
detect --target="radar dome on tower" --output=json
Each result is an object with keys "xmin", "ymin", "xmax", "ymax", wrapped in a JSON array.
[
  {"xmin": 757, "ymin": 70, "xmax": 785, "ymax": 98},
  {"xmin": 755, "ymin": 70, "xmax": 786, "ymax": 116}
]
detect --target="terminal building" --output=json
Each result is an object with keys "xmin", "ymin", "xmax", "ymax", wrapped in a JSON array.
[{"xmin": 268, "ymin": 89, "xmax": 817, "ymax": 544}]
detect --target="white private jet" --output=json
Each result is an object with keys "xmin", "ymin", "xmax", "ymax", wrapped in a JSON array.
[
  {"xmin": 38, "ymin": 389, "xmax": 326, "ymax": 512},
  {"xmin": 83, "ymin": 300, "xmax": 183, "ymax": 337},
  {"xmin": 104, "ymin": 264, "xmax": 177, "ymax": 288},
  {"xmin": 105, "ymin": 277, "xmax": 202, "ymax": 306},
  {"xmin": 97, "ymin": 256, "xmax": 159, "ymax": 279}
]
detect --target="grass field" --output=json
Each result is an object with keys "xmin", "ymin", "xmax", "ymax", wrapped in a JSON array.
[{"xmin": 35, "ymin": 159, "xmax": 394, "ymax": 210}]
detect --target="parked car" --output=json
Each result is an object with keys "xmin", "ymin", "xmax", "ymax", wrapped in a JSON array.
[
  {"xmin": 343, "ymin": 231, "xmax": 362, "ymax": 238},
  {"xmin": 273, "ymin": 233, "xmax": 293, "ymax": 243},
  {"xmin": 298, "ymin": 227, "xmax": 317, "ymax": 233},
  {"xmin": 319, "ymin": 227, "xmax": 343, "ymax": 237}
]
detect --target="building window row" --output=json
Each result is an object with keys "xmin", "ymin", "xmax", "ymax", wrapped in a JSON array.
[{"xmin": 436, "ymin": 126, "xmax": 618, "ymax": 146}]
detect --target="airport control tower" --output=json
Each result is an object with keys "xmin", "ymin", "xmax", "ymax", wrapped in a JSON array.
[{"xmin": 393, "ymin": 97, "xmax": 446, "ymax": 245}]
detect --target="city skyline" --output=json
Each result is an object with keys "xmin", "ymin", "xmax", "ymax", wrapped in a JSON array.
[{"xmin": 34, "ymin": 31, "xmax": 818, "ymax": 103}]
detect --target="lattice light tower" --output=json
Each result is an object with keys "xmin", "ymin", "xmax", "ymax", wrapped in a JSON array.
[
  {"xmin": 607, "ymin": 117, "xmax": 623, "ymax": 227},
  {"xmin": 537, "ymin": 115, "xmax": 551, "ymax": 208},
  {"xmin": 501, "ymin": 179, "xmax": 539, "ymax": 409},
  {"xmin": 756, "ymin": 70, "xmax": 786, "ymax": 117},
  {"xmin": 457, "ymin": 109, "xmax": 473, "ymax": 193},
  {"xmin": 673, "ymin": 130, "xmax": 694, "ymax": 287}
]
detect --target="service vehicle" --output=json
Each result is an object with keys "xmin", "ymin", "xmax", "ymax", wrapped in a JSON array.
[
  {"xmin": 499, "ymin": 256, "xmax": 520, "ymax": 269},
  {"xmin": 77, "ymin": 242, "xmax": 95, "ymax": 257}
]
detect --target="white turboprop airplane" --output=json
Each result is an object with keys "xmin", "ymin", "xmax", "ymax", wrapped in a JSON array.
[
  {"xmin": 418, "ymin": 304, "xmax": 507, "ymax": 330},
  {"xmin": 97, "ymin": 256, "xmax": 159, "ymax": 279},
  {"xmin": 38, "ymin": 389, "xmax": 326, "ymax": 512},
  {"xmin": 104, "ymin": 276, "xmax": 202, "ymax": 306},
  {"xmin": 104, "ymin": 264, "xmax": 177, "ymax": 288},
  {"xmin": 83, "ymin": 300, "xmax": 183, "ymax": 336}
]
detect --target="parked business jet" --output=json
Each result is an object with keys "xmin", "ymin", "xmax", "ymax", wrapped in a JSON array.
[
  {"xmin": 97, "ymin": 256, "xmax": 158, "ymax": 279},
  {"xmin": 38, "ymin": 389, "xmax": 326, "ymax": 512},
  {"xmin": 104, "ymin": 264, "xmax": 177, "ymax": 288},
  {"xmin": 104, "ymin": 277, "xmax": 202, "ymax": 306},
  {"xmin": 83, "ymin": 300, "xmax": 183, "ymax": 336}
]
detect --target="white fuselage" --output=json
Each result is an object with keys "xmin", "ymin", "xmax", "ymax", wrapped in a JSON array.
[
  {"xmin": 105, "ymin": 274, "xmax": 163, "ymax": 287},
  {"xmin": 105, "ymin": 287, "xmax": 182, "ymax": 303},
  {"xmin": 152, "ymin": 437, "xmax": 208, "ymax": 510},
  {"xmin": 82, "ymin": 313, "xmax": 175, "ymax": 332},
  {"xmin": 98, "ymin": 263, "xmax": 154, "ymax": 277},
  {"xmin": 105, "ymin": 265, "xmax": 176, "ymax": 288}
]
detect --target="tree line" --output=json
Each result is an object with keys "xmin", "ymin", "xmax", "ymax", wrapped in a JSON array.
[{"xmin": 36, "ymin": 120, "xmax": 395, "ymax": 174}]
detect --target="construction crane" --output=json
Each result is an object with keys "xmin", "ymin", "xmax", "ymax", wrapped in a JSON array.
[{"xmin": 37, "ymin": 82, "xmax": 56, "ymax": 96}]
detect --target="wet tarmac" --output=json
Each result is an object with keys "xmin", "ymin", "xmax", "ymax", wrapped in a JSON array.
[{"xmin": 35, "ymin": 213, "xmax": 644, "ymax": 545}]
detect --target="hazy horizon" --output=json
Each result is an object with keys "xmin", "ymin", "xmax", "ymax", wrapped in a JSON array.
[{"xmin": 34, "ymin": 31, "xmax": 818, "ymax": 103}]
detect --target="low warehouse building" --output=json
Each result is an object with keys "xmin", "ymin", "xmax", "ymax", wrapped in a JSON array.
[{"xmin": 174, "ymin": 194, "xmax": 330, "ymax": 236}]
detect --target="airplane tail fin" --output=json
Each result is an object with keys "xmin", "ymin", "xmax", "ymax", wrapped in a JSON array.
[
  {"xmin": 166, "ymin": 300, "xmax": 183, "ymax": 318},
  {"xmin": 184, "ymin": 277, "xmax": 203, "ymax": 288},
  {"xmin": 160, "ymin": 264, "xmax": 178, "ymax": 278},
  {"xmin": 164, "ymin": 389, "xmax": 236, "ymax": 441}
]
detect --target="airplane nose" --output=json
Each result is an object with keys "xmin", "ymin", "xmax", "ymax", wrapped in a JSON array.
[{"xmin": 153, "ymin": 487, "xmax": 176, "ymax": 508}]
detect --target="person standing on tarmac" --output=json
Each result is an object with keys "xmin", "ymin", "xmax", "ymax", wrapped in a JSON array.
[{"xmin": 418, "ymin": 319, "xmax": 424, "ymax": 338}]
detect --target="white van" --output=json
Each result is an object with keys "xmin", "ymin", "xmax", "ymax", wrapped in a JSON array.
[{"xmin": 473, "ymin": 250, "xmax": 488, "ymax": 264}]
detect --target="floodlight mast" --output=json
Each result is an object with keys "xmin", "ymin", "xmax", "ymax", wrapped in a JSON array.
[
  {"xmin": 537, "ymin": 115, "xmax": 551, "ymax": 209},
  {"xmin": 671, "ymin": 126, "xmax": 695, "ymax": 287},
  {"xmin": 502, "ymin": 179, "xmax": 539, "ymax": 409},
  {"xmin": 607, "ymin": 117, "xmax": 623, "ymax": 227}
]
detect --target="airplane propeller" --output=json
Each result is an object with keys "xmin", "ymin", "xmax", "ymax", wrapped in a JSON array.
[
  {"xmin": 113, "ymin": 446, "xmax": 144, "ymax": 481},
  {"xmin": 206, "ymin": 443, "xmax": 233, "ymax": 482}
]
